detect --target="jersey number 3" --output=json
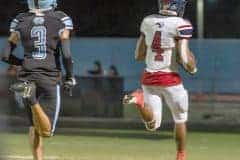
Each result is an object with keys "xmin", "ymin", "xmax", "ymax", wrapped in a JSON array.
[
  {"xmin": 31, "ymin": 26, "xmax": 47, "ymax": 60},
  {"xmin": 151, "ymin": 31, "xmax": 164, "ymax": 61}
]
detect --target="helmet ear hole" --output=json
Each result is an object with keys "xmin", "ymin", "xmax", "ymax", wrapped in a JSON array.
[{"xmin": 170, "ymin": 2, "xmax": 178, "ymax": 10}]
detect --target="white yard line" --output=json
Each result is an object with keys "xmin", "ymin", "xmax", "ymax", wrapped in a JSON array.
[{"xmin": 0, "ymin": 155, "xmax": 60, "ymax": 160}]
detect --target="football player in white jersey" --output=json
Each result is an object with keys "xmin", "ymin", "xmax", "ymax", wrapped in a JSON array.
[{"xmin": 124, "ymin": 0, "xmax": 197, "ymax": 160}]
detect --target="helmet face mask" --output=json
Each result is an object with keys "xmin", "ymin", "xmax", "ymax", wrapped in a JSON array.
[
  {"xmin": 158, "ymin": 0, "xmax": 187, "ymax": 17},
  {"xmin": 27, "ymin": 0, "xmax": 57, "ymax": 11}
]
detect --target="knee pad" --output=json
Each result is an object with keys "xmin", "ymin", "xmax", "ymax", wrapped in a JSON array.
[
  {"xmin": 171, "ymin": 91, "xmax": 188, "ymax": 123},
  {"xmin": 175, "ymin": 90, "xmax": 188, "ymax": 112}
]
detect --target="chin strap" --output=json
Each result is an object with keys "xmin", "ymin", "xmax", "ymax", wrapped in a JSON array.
[{"xmin": 29, "ymin": 7, "xmax": 53, "ymax": 15}]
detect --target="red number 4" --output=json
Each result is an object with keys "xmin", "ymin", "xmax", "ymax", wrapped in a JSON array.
[{"xmin": 151, "ymin": 31, "xmax": 164, "ymax": 61}]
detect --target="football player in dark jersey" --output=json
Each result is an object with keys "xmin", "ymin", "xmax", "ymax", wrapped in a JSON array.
[{"xmin": 0, "ymin": 0, "xmax": 76, "ymax": 159}]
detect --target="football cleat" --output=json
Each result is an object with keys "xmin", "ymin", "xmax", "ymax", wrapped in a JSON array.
[
  {"xmin": 144, "ymin": 120, "xmax": 157, "ymax": 132},
  {"xmin": 176, "ymin": 151, "xmax": 186, "ymax": 160},
  {"xmin": 10, "ymin": 82, "xmax": 36, "ymax": 99},
  {"xmin": 123, "ymin": 89, "xmax": 144, "ymax": 108}
]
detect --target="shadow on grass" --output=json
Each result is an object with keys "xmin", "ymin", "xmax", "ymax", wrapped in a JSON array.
[{"xmin": 56, "ymin": 129, "xmax": 173, "ymax": 141}]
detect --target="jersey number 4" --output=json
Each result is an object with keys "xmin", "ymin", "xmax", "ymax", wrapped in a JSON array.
[
  {"xmin": 31, "ymin": 26, "xmax": 47, "ymax": 60},
  {"xmin": 151, "ymin": 31, "xmax": 164, "ymax": 61}
]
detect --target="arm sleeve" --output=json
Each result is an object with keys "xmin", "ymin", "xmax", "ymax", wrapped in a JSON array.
[
  {"xmin": 61, "ymin": 16, "xmax": 74, "ymax": 30},
  {"xmin": 1, "ymin": 41, "xmax": 23, "ymax": 66},
  {"xmin": 10, "ymin": 17, "xmax": 20, "ymax": 33},
  {"xmin": 61, "ymin": 39, "xmax": 74, "ymax": 78},
  {"xmin": 176, "ymin": 19, "xmax": 193, "ymax": 39}
]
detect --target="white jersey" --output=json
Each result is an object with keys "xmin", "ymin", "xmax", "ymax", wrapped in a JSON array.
[{"xmin": 140, "ymin": 14, "xmax": 193, "ymax": 73}]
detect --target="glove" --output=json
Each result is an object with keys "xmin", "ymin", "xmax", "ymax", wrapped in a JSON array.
[{"xmin": 63, "ymin": 77, "xmax": 77, "ymax": 96}]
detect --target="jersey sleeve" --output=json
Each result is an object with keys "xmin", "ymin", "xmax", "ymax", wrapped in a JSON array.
[
  {"xmin": 176, "ymin": 19, "xmax": 193, "ymax": 39},
  {"xmin": 55, "ymin": 11, "xmax": 74, "ymax": 30},
  {"xmin": 10, "ymin": 17, "xmax": 20, "ymax": 33},
  {"xmin": 9, "ymin": 13, "xmax": 27, "ymax": 33},
  {"xmin": 55, "ymin": 11, "xmax": 74, "ymax": 36},
  {"xmin": 60, "ymin": 16, "xmax": 74, "ymax": 30}
]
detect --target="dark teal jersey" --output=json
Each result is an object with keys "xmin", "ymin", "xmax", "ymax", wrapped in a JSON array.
[{"xmin": 10, "ymin": 10, "xmax": 73, "ymax": 75}]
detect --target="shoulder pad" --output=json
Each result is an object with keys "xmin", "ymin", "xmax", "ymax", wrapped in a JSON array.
[
  {"xmin": 53, "ymin": 11, "xmax": 69, "ymax": 19},
  {"xmin": 10, "ymin": 12, "xmax": 30, "ymax": 32},
  {"xmin": 176, "ymin": 18, "xmax": 193, "ymax": 39},
  {"xmin": 145, "ymin": 14, "xmax": 160, "ymax": 19},
  {"xmin": 15, "ymin": 12, "xmax": 32, "ymax": 20},
  {"xmin": 143, "ymin": 14, "xmax": 157, "ymax": 22},
  {"xmin": 52, "ymin": 11, "xmax": 73, "ymax": 30}
]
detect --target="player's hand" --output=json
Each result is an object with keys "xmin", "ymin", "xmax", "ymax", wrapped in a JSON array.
[
  {"xmin": 181, "ymin": 64, "xmax": 198, "ymax": 75},
  {"xmin": 63, "ymin": 77, "xmax": 77, "ymax": 96},
  {"xmin": 184, "ymin": 63, "xmax": 198, "ymax": 75},
  {"xmin": 189, "ymin": 67, "xmax": 198, "ymax": 75}
]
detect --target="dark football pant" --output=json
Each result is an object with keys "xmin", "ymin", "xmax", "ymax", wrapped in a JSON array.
[{"xmin": 21, "ymin": 78, "xmax": 61, "ymax": 135}]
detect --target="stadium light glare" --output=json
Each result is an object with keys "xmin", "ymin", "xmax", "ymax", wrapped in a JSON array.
[{"xmin": 197, "ymin": 0, "xmax": 204, "ymax": 39}]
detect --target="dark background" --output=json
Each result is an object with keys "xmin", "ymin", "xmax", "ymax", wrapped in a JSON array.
[{"xmin": 0, "ymin": 0, "xmax": 239, "ymax": 38}]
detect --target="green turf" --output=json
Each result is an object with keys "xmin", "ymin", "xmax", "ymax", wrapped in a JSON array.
[{"xmin": 1, "ymin": 129, "xmax": 240, "ymax": 160}]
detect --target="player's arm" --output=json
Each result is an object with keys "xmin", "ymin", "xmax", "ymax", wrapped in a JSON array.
[
  {"xmin": 60, "ymin": 29, "xmax": 76, "ymax": 95},
  {"xmin": 135, "ymin": 33, "xmax": 147, "ymax": 61},
  {"xmin": 177, "ymin": 39, "xmax": 197, "ymax": 74},
  {"xmin": 0, "ymin": 32, "xmax": 23, "ymax": 66},
  {"xmin": 60, "ymin": 29, "xmax": 74, "ymax": 79}
]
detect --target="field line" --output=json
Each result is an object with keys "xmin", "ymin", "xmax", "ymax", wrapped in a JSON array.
[{"xmin": 0, "ymin": 155, "xmax": 60, "ymax": 160}]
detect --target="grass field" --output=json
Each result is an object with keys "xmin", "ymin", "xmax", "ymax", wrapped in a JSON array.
[{"xmin": 1, "ymin": 129, "xmax": 240, "ymax": 160}]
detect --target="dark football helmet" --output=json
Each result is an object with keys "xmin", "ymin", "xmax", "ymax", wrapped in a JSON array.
[
  {"xmin": 27, "ymin": 0, "xmax": 57, "ymax": 10},
  {"xmin": 158, "ymin": 0, "xmax": 188, "ymax": 17}
]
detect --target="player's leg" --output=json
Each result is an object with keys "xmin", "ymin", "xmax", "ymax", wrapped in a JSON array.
[
  {"xmin": 30, "ymin": 83, "xmax": 60, "ymax": 160},
  {"xmin": 29, "ymin": 127, "xmax": 43, "ymax": 160},
  {"xmin": 31, "ymin": 103, "xmax": 52, "ymax": 137},
  {"xmin": 23, "ymin": 99, "xmax": 43, "ymax": 160},
  {"xmin": 163, "ymin": 84, "xmax": 189, "ymax": 160},
  {"xmin": 10, "ymin": 81, "xmax": 52, "ymax": 137},
  {"xmin": 124, "ymin": 86, "xmax": 162, "ymax": 131},
  {"xmin": 39, "ymin": 84, "xmax": 61, "ymax": 136},
  {"xmin": 124, "ymin": 89, "xmax": 154, "ymax": 122},
  {"xmin": 175, "ymin": 123, "xmax": 187, "ymax": 154},
  {"xmin": 29, "ymin": 83, "xmax": 52, "ymax": 137}
]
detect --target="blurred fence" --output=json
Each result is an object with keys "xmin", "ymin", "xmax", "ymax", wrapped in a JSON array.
[
  {"xmin": 1, "ymin": 38, "xmax": 240, "ymax": 129},
  {"xmin": 0, "ymin": 75, "xmax": 124, "ymax": 118},
  {"xmin": 63, "ymin": 76, "xmax": 124, "ymax": 118},
  {"xmin": 1, "ymin": 38, "xmax": 240, "ymax": 93}
]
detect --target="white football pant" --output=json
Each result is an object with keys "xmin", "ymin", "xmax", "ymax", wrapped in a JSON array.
[{"xmin": 142, "ymin": 84, "xmax": 189, "ymax": 131}]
